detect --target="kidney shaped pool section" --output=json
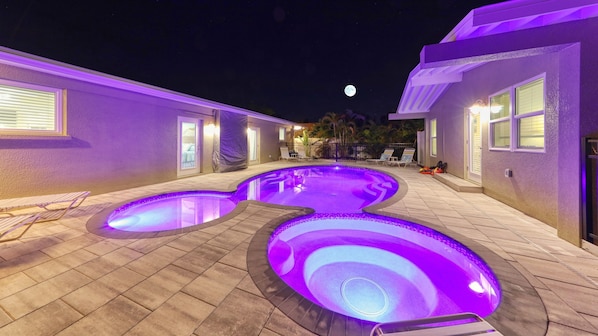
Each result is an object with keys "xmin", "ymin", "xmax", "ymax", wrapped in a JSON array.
[
  {"xmin": 235, "ymin": 165, "xmax": 398, "ymax": 213},
  {"xmin": 267, "ymin": 213, "xmax": 501, "ymax": 323},
  {"xmin": 106, "ymin": 165, "xmax": 399, "ymax": 233}
]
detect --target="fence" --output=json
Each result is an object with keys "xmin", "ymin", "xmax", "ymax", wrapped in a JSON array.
[{"xmin": 288, "ymin": 141, "xmax": 416, "ymax": 162}]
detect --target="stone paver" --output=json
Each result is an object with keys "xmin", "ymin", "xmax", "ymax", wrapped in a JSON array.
[{"xmin": 0, "ymin": 161, "xmax": 597, "ymax": 335}]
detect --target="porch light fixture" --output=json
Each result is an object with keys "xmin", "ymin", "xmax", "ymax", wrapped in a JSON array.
[
  {"xmin": 205, "ymin": 122, "xmax": 216, "ymax": 136},
  {"xmin": 469, "ymin": 99, "xmax": 486, "ymax": 115}
]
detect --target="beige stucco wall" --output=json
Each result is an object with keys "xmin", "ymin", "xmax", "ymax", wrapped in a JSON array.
[
  {"xmin": 422, "ymin": 47, "xmax": 577, "ymax": 242},
  {"xmin": 0, "ymin": 63, "xmax": 213, "ymax": 198},
  {"xmin": 248, "ymin": 117, "xmax": 288, "ymax": 165}
]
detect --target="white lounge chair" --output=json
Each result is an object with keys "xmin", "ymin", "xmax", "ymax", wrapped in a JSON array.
[
  {"xmin": 366, "ymin": 148, "xmax": 394, "ymax": 165},
  {"xmin": 280, "ymin": 147, "xmax": 298, "ymax": 161},
  {"xmin": 296, "ymin": 148, "xmax": 312, "ymax": 160},
  {"xmin": 370, "ymin": 313, "xmax": 503, "ymax": 336},
  {"xmin": 397, "ymin": 148, "xmax": 416, "ymax": 167},
  {"xmin": 0, "ymin": 191, "xmax": 90, "ymax": 222},
  {"xmin": 0, "ymin": 214, "xmax": 39, "ymax": 242}
]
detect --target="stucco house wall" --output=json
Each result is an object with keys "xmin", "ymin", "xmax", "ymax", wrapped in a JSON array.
[
  {"xmin": 0, "ymin": 62, "xmax": 212, "ymax": 198},
  {"xmin": 414, "ymin": 14, "xmax": 598, "ymax": 246},
  {"xmin": 0, "ymin": 49, "xmax": 295, "ymax": 198},
  {"xmin": 424, "ymin": 45, "xmax": 571, "ymax": 229},
  {"xmin": 248, "ymin": 117, "xmax": 288, "ymax": 164}
]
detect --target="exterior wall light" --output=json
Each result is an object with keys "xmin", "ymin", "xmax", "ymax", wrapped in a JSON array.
[
  {"xmin": 469, "ymin": 99, "xmax": 487, "ymax": 115},
  {"xmin": 205, "ymin": 122, "xmax": 216, "ymax": 136}
]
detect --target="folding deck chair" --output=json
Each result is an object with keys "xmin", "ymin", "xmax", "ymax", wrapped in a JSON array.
[
  {"xmin": 370, "ymin": 313, "xmax": 503, "ymax": 336},
  {"xmin": 0, "ymin": 214, "xmax": 40, "ymax": 242},
  {"xmin": 0, "ymin": 191, "xmax": 90, "ymax": 223},
  {"xmin": 397, "ymin": 148, "xmax": 416, "ymax": 167},
  {"xmin": 296, "ymin": 148, "xmax": 312, "ymax": 161},
  {"xmin": 280, "ymin": 147, "xmax": 298, "ymax": 161},
  {"xmin": 366, "ymin": 148, "xmax": 395, "ymax": 165}
]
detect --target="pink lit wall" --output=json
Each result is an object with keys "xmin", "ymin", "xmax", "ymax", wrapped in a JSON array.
[{"xmin": 421, "ymin": 16, "xmax": 598, "ymax": 246}]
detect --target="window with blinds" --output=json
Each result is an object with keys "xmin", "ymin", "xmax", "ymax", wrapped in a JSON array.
[
  {"xmin": 0, "ymin": 80, "xmax": 63, "ymax": 135},
  {"xmin": 488, "ymin": 75, "xmax": 545, "ymax": 152},
  {"xmin": 489, "ymin": 91, "xmax": 511, "ymax": 149},
  {"xmin": 516, "ymin": 78, "xmax": 544, "ymax": 149}
]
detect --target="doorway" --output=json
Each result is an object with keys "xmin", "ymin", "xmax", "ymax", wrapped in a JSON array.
[
  {"xmin": 467, "ymin": 109, "xmax": 482, "ymax": 184},
  {"xmin": 178, "ymin": 116, "xmax": 201, "ymax": 177},
  {"xmin": 247, "ymin": 126, "xmax": 260, "ymax": 165}
]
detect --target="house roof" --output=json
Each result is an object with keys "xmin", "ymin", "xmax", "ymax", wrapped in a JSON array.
[
  {"xmin": 0, "ymin": 46, "xmax": 297, "ymax": 126},
  {"xmin": 390, "ymin": 0, "xmax": 598, "ymax": 119}
]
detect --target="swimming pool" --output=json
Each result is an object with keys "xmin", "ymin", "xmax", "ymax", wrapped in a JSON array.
[
  {"xmin": 235, "ymin": 165, "xmax": 398, "ymax": 213},
  {"xmin": 86, "ymin": 163, "xmax": 544, "ymax": 336},
  {"xmin": 104, "ymin": 165, "xmax": 398, "ymax": 232}
]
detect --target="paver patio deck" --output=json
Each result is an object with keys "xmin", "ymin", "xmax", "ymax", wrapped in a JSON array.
[{"xmin": 0, "ymin": 161, "xmax": 597, "ymax": 335}]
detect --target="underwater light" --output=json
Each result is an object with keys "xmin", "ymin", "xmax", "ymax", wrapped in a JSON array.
[{"xmin": 341, "ymin": 277, "xmax": 389, "ymax": 317}]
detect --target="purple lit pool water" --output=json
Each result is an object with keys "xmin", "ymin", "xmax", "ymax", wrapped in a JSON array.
[
  {"xmin": 268, "ymin": 213, "xmax": 501, "ymax": 323},
  {"xmin": 235, "ymin": 165, "xmax": 398, "ymax": 213},
  {"xmin": 107, "ymin": 191, "xmax": 236, "ymax": 232},
  {"xmin": 106, "ymin": 165, "xmax": 398, "ymax": 232}
]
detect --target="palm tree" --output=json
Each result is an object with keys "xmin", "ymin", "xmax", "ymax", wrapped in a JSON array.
[{"xmin": 321, "ymin": 112, "xmax": 342, "ymax": 140}]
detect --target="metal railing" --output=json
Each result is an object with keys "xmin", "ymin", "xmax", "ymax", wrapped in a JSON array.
[
  {"xmin": 324, "ymin": 143, "xmax": 415, "ymax": 162},
  {"xmin": 285, "ymin": 142, "xmax": 416, "ymax": 162}
]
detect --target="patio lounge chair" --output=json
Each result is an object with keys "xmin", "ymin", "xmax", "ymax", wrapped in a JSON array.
[
  {"xmin": 396, "ymin": 148, "xmax": 416, "ymax": 167},
  {"xmin": 280, "ymin": 147, "xmax": 298, "ymax": 161},
  {"xmin": 366, "ymin": 148, "xmax": 394, "ymax": 164},
  {"xmin": 0, "ymin": 191, "xmax": 90, "ymax": 222},
  {"xmin": 0, "ymin": 214, "xmax": 39, "ymax": 242},
  {"xmin": 296, "ymin": 148, "xmax": 312, "ymax": 160},
  {"xmin": 370, "ymin": 312, "xmax": 503, "ymax": 335}
]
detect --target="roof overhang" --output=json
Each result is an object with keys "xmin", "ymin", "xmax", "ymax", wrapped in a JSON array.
[
  {"xmin": 0, "ymin": 46, "xmax": 297, "ymax": 126},
  {"xmin": 390, "ymin": 0, "xmax": 598, "ymax": 119}
]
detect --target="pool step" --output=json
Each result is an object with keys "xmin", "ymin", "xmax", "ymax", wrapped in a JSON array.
[{"xmin": 433, "ymin": 173, "xmax": 482, "ymax": 193}]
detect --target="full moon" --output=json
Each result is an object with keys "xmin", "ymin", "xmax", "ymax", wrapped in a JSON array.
[{"xmin": 344, "ymin": 84, "xmax": 357, "ymax": 97}]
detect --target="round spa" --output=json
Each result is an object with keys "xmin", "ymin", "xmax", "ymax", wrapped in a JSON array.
[{"xmin": 267, "ymin": 213, "xmax": 501, "ymax": 323}]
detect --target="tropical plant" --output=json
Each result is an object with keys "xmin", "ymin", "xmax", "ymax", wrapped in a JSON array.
[{"xmin": 300, "ymin": 129, "xmax": 311, "ymax": 157}]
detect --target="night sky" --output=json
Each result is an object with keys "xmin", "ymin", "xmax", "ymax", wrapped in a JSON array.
[{"xmin": 0, "ymin": 0, "xmax": 501, "ymax": 122}]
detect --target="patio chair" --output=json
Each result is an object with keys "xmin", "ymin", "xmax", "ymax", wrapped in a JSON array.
[
  {"xmin": 296, "ymin": 148, "xmax": 312, "ymax": 160},
  {"xmin": 0, "ymin": 214, "xmax": 40, "ymax": 242},
  {"xmin": 366, "ymin": 148, "xmax": 394, "ymax": 165},
  {"xmin": 0, "ymin": 191, "xmax": 90, "ymax": 222},
  {"xmin": 397, "ymin": 148, "xmax": 416, "ymax": 167},
  {"xmin": 280, "ymin": 147, "xmax": 298, "ymax": 161},
  {"xmin": 370, "ymin": 312, "xmax": 503, "ymax": 336}
]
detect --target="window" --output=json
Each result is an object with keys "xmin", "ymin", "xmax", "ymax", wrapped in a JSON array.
[
  {"xmin": 430, "ymin": 118, "xmax": 437, "ymax": 157},
  {"xmin": 489, "ymin": 91, "xmax": 511, "ymax": 149},
  {"xmin": 516, "ymin": 78, "xmax": 544, "ymax": 149},
  {"xmin": 0, "ymin": 80, "xmax": 64, "ymax": 136},
  {"xmin": 278, "ymin": 127, "xmax": 285, "ymax": 141},
  {"xmin": 489, "ymin": 76, "xmax": 545, "ymax": 151}
]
